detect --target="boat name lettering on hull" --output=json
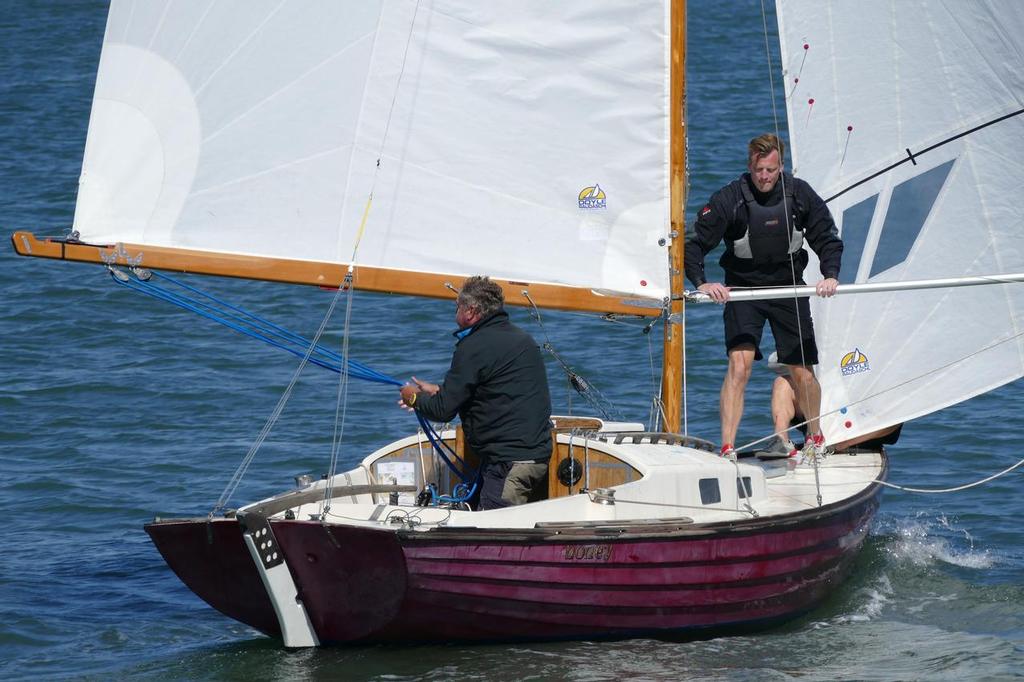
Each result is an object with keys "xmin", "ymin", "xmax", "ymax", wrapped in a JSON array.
[{"xmin": 563, "ymin": 544, "xmax": 612, "ymax": 561}]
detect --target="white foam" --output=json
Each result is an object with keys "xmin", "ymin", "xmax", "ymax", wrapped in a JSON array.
[{"xmin": 886, "ymin": 515, "xmax": 995, "ymax": 570}]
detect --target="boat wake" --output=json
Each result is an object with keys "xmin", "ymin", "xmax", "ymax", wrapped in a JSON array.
[
  {"xmin": 881, "ymin": 513, "xmax": 995, "ymax": 570},
  {"xmin": 808, "ymin": 512, "xmax": 1000, "ymax": 630},
  {"xmin": 808, "ymin": 573, "xmax": 892, "ymax": 629}
]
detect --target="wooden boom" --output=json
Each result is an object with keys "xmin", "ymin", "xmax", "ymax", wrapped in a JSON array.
[{"xmin": 11, "ymin": 230, "xmax": 663, "ymax": 317}]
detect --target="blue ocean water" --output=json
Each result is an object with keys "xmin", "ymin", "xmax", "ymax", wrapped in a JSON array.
[{"xmin": 1, "ymin": 1, "xmax": 1022, "ymax": 680}]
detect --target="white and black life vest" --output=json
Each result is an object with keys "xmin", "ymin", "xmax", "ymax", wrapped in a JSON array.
[{"xmin": 731, "ymin": 179, "xmax": 804, "ymax": 264}]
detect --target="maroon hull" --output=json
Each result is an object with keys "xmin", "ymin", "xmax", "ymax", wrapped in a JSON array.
[
  {"xmin": 272, "ymin": 486, "xmax": 881, "ymax": 643},
  {"xmin": 145, "ymin": 475, "xmax": 883, "ymax": 644},
  {"xmin": 144, "ymin": 517, "xmax": 280, "ymax": 638},
  {"xmin": 286, "ymin": 525, "xmax": 409, "ymax": 641}
]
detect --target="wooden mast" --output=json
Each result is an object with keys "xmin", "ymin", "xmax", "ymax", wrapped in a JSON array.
[{"xmin": 660, "ymin": 0, "xmax": 686, "ymax": 433}]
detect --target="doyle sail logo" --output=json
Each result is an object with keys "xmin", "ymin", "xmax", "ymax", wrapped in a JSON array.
[
  {"xmin": 840, "ymin": 348, "xmax": 870, "ymax": 376},
  {"xmin": 578, "ymin": 184, "xmax": 607, "ymax": 210}
]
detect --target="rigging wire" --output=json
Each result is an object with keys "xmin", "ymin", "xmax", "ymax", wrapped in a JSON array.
[
  {"xmin": 646, "ymin": 322, "xmax": 660, "ymax": 431},
  {"xmin": 108, "ymin": 267, "xmax": 478, "ymax": 508},
  {"xmin": 759, "ymin": 0, "xmax": 809, "ymax": 376},
  {"xmin": 680, "ymin": 306, "xmax": 689, "ymax": 437},
  {"xmin": 759, "ymin": 0, "xmax": 827, "ymax": 500},
  {"xmin": 323, "ymin": 274, "xmax": 357, "ymax": 515},
  {"xmin": 208, "ymin": 277, "xmax": 350, "ymax": 517},
  {"xmin": 345, "ymin": 0, "xmax": 423, "ymax": 264},
  {"xmin": 316, "ymin": 2, "xmax": 427, "ymax": 476},
  {"xmin": 319, "ymin": 1, "xmax": 478, "ymax": 506},
  {"xmin": 756, "ymin": 0, "xmax": 820, "ymax": 382},
  {"xmin": 522, "ymin": 291, "xmax": 619, "ymax": 420},
  {"xmin": 739, "ymin": 321, "xmax": 1024, "ymax": 456},
  {"xmin": 594, "ymin": 310, "xmax": 665, "ymax": 429}
]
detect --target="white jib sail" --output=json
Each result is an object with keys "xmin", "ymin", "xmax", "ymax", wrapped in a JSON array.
[
  {"xmin": 73, "ymin": 1, "xmax": 672, "ymax": 300},
  {"xmin": 777, "ymin": 0, "xmax": 1024, "ymax": 443}
]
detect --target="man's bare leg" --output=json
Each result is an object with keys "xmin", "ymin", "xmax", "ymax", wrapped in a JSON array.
[
  {"xmin": 720, "ymin": 345, "xmax": 756, "ymax": 449},
  {"xmin": 771, "ymin": 375, "xmax": 798, "ymax": 438},
  {"xmin": 788, "ymin": 364, "xmax": 822, "ymax": 437}
]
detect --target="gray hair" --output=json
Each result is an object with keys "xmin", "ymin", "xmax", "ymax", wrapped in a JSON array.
[{"xmin": 457, "ymin": 275, "xmax": 504, "ymax": 318}]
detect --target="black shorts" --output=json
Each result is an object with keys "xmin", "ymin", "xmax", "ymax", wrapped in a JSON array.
[{"xmin": 723, "ymin": 297, "xmax": 818, "ymax": 364}]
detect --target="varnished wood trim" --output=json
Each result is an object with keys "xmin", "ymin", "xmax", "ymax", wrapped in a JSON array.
[
  {"xmin": 547, "ymin": 437, "xmax": 640, "ymax": 500},
  {"xmin": 550, "ymin": 416, "xmax": 604, "ymax": 431},
  {"xmin": 10, "ymin": 231, "xmax": 661, "ymax": 316}
]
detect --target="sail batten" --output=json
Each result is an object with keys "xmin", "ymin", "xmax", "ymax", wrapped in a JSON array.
[{"xmin": 823, "ymin": 108, "xmax": 1024, "ymax": 204}]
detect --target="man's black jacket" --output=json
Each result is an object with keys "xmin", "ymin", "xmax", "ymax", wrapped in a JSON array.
[
  {"xmin": 415, "ymin": 310, "xmax": 552, "ymax": 463},
  {"xmin": 684, "ymin": 172, "xmax": 843, "ymax": 288}
]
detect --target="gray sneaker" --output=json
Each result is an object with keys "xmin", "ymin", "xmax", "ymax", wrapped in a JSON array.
[{"xmin": 757, "ymin": 435, "xmax": 796, "ymax": 459}]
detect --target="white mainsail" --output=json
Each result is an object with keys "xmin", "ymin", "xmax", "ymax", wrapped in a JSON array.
[
  {"xmin": 777, "ymin": 0, "xmax": 1024, "ymax": 443},
  {"xmin": 74, "ymin": 0, "xmax": 672, "ymax": 300}
]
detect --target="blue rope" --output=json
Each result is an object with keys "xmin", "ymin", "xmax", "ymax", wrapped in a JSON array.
[
  {"xmin": 413, "ymin": 413, "xmax": 479, "ymax": 504},
  {"xmin": 415, "ymin": 412, "xmax": 471, "ymax": 482},
  {"xmin": 149, "ymin": 271, "xmax": 396, "ymax": 382},
  {"xmin": 111, "ymin": 273, "xmax": 396, "ymax": 383},
  {"xmin": 110, "ymin": 268, "xmax": 477, "ymax": 498}
]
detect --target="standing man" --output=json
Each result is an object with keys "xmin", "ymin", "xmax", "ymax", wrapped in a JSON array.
[
  {"xmin": 684, "ymin": 133, "xmax": 842, "ymax": 458},
  {"xmin": 399, "ymin": 275, "xmax": 553, "ymax": 510}
]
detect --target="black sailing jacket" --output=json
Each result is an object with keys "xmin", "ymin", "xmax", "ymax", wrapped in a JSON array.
[
  {"xmin": 684, "ymin": 172, "xmax": 843, "ymax": 288},
  {"xmin": 415, "ymin": 310, "xmax": 552, "ymax": 463}
]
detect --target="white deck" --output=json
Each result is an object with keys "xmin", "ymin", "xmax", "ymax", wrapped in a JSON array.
[{"xmin": 241, "ymin": 430, "xmax": 885, "ymax": 532}]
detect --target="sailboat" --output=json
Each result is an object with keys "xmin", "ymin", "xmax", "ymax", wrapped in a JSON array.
[{"xmin": 11, "ymin": 0, "xmax": 1021, "ymax": 646}]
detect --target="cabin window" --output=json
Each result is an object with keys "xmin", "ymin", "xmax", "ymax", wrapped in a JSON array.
[
  {"xmin": 737, "ymin": 476, "xmax": 753, "ymax": 499},
  {"xmin": 698, "ymin": 478, "xmax": 721, "ymax": 505}
]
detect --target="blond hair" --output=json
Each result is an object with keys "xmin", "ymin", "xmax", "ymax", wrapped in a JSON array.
[{"xmin": 748, "ymin": 133, "xmax": 785, "ymax": 164}]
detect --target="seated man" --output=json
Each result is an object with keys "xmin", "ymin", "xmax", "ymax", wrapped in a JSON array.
[{"xmin": 762, "ymin": 352, "xmax": 901, "ymax": 457}]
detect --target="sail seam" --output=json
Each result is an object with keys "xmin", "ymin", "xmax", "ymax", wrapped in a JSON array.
[
  {"xmin": 422, "ymin": 5, "xmax": 664, "ymax": 86},
  {"xmin": 192, "ymin": 2, "xmax": 286, "ymax": 99},
  {"xmin": 199, "ymin": 29, "xmax": 378, "ymax": 147}
]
